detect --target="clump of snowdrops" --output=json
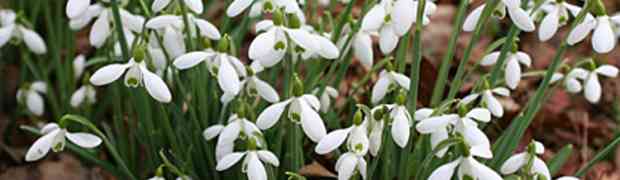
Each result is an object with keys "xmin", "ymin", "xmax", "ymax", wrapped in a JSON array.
[{"xmin": 6, "ymin": 0, "xmax": 620, "ymax": 179}]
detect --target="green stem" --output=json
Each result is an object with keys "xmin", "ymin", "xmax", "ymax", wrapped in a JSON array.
[{"xmin": 110, "ymin": 0, "xmax": 130, "ymax": 61}]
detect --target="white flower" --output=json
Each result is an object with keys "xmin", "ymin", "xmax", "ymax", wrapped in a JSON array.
[
  {"xmin": 371, "ymin": 70, "xmax": 410, "ymax": 104},
  {"xmin": 16, "ymin": 81, "xmax": 47, "ymax": 116},
  {"xmin": 368, "ymin": 107, "xmax": 386, "ymax": 156},
  {"xmin": 313, "ymin": 86, "xmax": 339, "ymax": 113},
  {"xmin": 73, "ymin": 54, "xmax": 86, "ymax": 79},
  {"xmin": 537, "ymin": 1, "xmax": 586, "ymax": 41},
  {"xmin": 579, "ymin": 65, "xmax": 618, "ymax": 103},
  {"xmin": 174, "ymin": 49, "xmax": 246, "ymax": 95},
  {"xmin": 315, "ymin": 118, "xmax": 369, "ymax": 155},
  {"xmin": 248, "ymin": 20, "xmax": 320, "ymax": 67},
  {"xmin": 480, "ymin": 51, "xmax": 532, "ymax": 89},
  {"xmin": 203, "ymin": 114, "xmax": 263, "ymax": 160},
  {"xmin": 66, "ymin": 0, "xmax": 91, "ymax": 19},
  {"xmin": 148, "ymin": 176, "xmax": 165, "ymax": 180},
  {"xmin": 151, "ymin": 0, "xmax": 203, "ymax": 14},
  {"xmin": 227, "ymin": 0, "xmax": 305, "ymax": 20},
  {"xmin": 567, "ymin": 15, "xmax": 617, "ymax": 53},
  {"xmin": 461, "ymin": 87, "xmax": 511, "ymax": 117},
  {"xmin": 256, "ymin": 94, "xmax": 327, "ymax": 142},
  {"xmin": 428, "ymin": 155, "xmax": 502, "ymax": 180},
  {"xmin": 89, "ymin": 58, "xmax": 172, "ymax": 103},
  {"xmin": 216, "ymin": 149, "xmax": 279, "ymax": 180},
  {"xmin": 557, "ymin": 176, "xmax": 579, "ymax": 180},
  {"xmin": 550, "ymin": 68, "xmax": 587, "ymax": 93},
  {"xmin": 70, "ymin": 85, "xmax": 97, "ymax": 108},
  {"xmin": 463, "ymin": 0, "xmax": 535, "ymax": 32},
  {"xmin": 0, "ymin": 10, "xmax": 47, "ymax": 54},
  {"xmin": 500, "ymin": 140, "xmax": 550, "ymax": 180},
  {"xmin": 337, "ymin": 25, "xmax": 374, "ymax": 69},
  {"xmin": 300, "ymin": 31, "xmax": 340, "ymax": 60},
  {"xmin": 368, "ymin": 104, "xmax": 412, "ymax": 148},
  {"xmin": 335, "ymin": 152, "xmax": 368, "ymax": 180},
  {"xmin": 25, "ymin": 123, "xmax": 102, "ymax": 162}
]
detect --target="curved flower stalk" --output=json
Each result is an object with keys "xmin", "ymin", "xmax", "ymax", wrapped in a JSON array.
[
  {"xmin": 151, "ymin": 0, "xmax": 204, "ymax": 14},
  {"xmin": 227, "ymin": 0, "xmax": 305, "ymax": 21},
  {"xmin": 248, "ymin": 17, "xmax": 320, "ymax": 67},
  {"xmin": 567, "ymin": 12, "xmax": 618, "ymax": 53},
  {"xmin": 70, "ymin": 84, "xmax": 97, "ymax": 108},
  {"xmin": 89, "ymin": 56, "xmax": 172, "ymax": 103},
  {"xmin": 480, "ymin": 51, "xmax": 532, "ymax": 89},
  {"xmin": 16, "ymin": 81, "xmax": 47, "ymax": 116},
  {"xmin": 361, "ymin": 0, "xmax": 435, "ymax": 54},
  {"xmin": 464, "ymin": 0, "xmax": 535, "ymax": 32},
  {"xmin": 537, "ymin": 0, "xmax": 588, "ymax": 41},
  {"xmin": 371, "ymin": 70, "xmax": 410, "ymax": 104},
  {"xmin": 203, "ymin": 113, "xmax": 264, "ymax": 160},
  {"xmin": 215, "ymin": 138, "xmax": 280, "ymax": 180},
  {"xmin": 312, "ymin": 86, "xmax": 339, "ymax": 113},
  {"xmin": 461, "ymin": 87, "xmax": 510, "ymax": 118},
  {"xmin": 0, "ymin": 10, "xmax": 47, "ymax": 54},
  {"xmin": 256, "ymin": 75, "xmax": 327, "ymax": 142},
  {"xmin": 416, "ymin": 107, "xmax": 493, "ymax": 158},
  {"xmin": 500, "ymin": 140, "xmax": 551, "ymax": 180},
  {"xmin": 428, "ymin": 145, "xmax": 501, "ymax": 180},
  {"xmin": 25, "ymin": 122, "xmax": 102, "ymax": 162}
]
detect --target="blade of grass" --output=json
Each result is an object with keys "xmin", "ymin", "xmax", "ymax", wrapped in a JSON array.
[{"xmin": 575, "ymin": 135, "xmax": 620, "ymax": 177}]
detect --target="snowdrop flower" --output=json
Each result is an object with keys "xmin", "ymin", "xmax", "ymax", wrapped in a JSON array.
[
  {"xmin": 567, "ymin": 14, "xmax": 617, "ymax": 53},
  {"xmin": 480, "ymin": 51, "xmax": 532, "ymax": 89},
  {"xmin": 367, "ymin": 106, "xmax": 387, "ymax": 156},
  {"xmin": 217, "ymin": 62, "xmax": 280, "ymax": 105},
  {"xmin": 203, "ymin": 113, "xmax": 263, "ymax": 160},
  {"xmin": 337, "ymin": 24, "xmax": 374, "ymax": 69},
  {"xmin": 370, "ymin": 96, "xmax": 413, "ymax": 148},
  {"xmin": 146, "ymin": 14, "xmax": 220, "ymax": 59},
  {"xmin": 550, "ymin": 68, "xmax": 589, "ymax": 93},
  {"xmin": 299, "ymin": 31, "xmax": 340, "ymax": 60},
  {"xmin": 500, "ymin": 140, "xmax": 550, "ymax": 180},
  {"xmin": 361, "ymin": 0, "xmax": 435, "ymax": 54},
  {"xmin": 0, "ymin": 10, "xmax": 47, "ymax": 54},
  {"xmin": 537, "ymin": 0, "xmax": 587, "ymax": 41},
  {"xmin": 312, "ymin": 86, "xmax": 339, "ymax": 113},
  {"xmin": 70, "ymin": 85, "xmax": 97, "ymax": 108},
  {"xmin": 461, "ymin": 87, "xmax": 511, "ymax": 117},
  {"xmin": 463, "ymin": 0, "xmax": 535, "ymax": 32},
  {"xmin": 315, "ymin": 111, "xmax": 369, "ymax": 155},
  {"xmin": 248, "ymin": 17, "xmax": 320, "ymax": 67},
  {"xmin": 25, "ymin": 123, "xmax": 102, "ymax": 162},
  {"xmin": 334, "ymin": 152, "xmax": 367, "ymax": 180},
  {"xmin": 557, "ymin": 177, "xmax": 580, "ymax": 180},
  {"xmin": 371, "ymin": 70, "xmax": 410, "ymax": 104},
  {"xmin": 256, "ymin": 75, "xmax": 327, "ymax": 142},
  {"xmin": 227, "ymin": 0, "xmax": 305, "ymax": 21},
  {"xmin": 576, "ymin": 65, "xmax": 618, "ymax": 103},
  {"xmin": 16, "ymin": 81, "xmax": 47, "ymax": 116},
  {"xmin": 151, "ymin": 0, "xmax": 204, "ymax": 14},
  {"xmin": 428, "ymin": 153, "xmax": 502, "ymax": 180},
  {"xmin": 73, "ymin": 54, "xmax": 86, "ymax": 79},
  {"xmin": 215, "ymin": 140, "xmax": 279, "ymax": 180},
  {"xmin": 89, "ymin": 57, "xmax": 172, "ymax": 103}
]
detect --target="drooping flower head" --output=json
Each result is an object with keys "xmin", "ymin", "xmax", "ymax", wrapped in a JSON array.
[{"xmin": 25, "ymin": 122, "xmax": 102, "ymax": 162}]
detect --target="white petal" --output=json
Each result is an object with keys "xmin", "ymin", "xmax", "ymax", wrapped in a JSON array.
[
  {"xmin": 66, "ymin": 132, "xmax": 102, "ymax": 148},
  {"xmin": 257, "ymin": 150, "xmax": 280, "ymax": 166},
  {"xmin": 66, "ymin": 0, "xmax": 90, "ymax": 19},
  {"xmin": 369, "ymin": 121, "xmax": 384, "ymax": 156},
  {"xmin": 25, "ymin": 131, "xmax": 57, "ymax": 161},
  {"xmin": 480, "ymin": 52, "xmax": 501, "ymax": 66},
  {"xmin": 361, "ymin": 5, "xmax": 385, "ymax": 31},
  {"xmin": 595, "ymin": 65, "xmax": 619, "ymax": 77},
  {"xmin": 183, "ymin": 0, "xmax": 203, "ymax": 14},
  {"xmin": 592, "ymin": 17, "xmax": 616, "ymax": 53},
  {"xmin": 286, "ymin": 28, "xmax": 320, "ymax": 52},
  {"xmin": 226, "ymin": 0, "xmax": 253, "ymax": 17},
  {"xmin": 463, "ymin": 5, "xmax": 485, "ymax": 32},
  {"xmin": 163, "ymin": 27, "xmax": 186, "ymax": 58},
  {"xmin": 90, "ymin": 11, "xmax": 111, "ymax": 48},
  {"xmin": 392, "ymin": 0, "xmax": 415, "ymax": 36},
  {"xmin": 315, "ymin": 128, "xmax": 351, "ymax": 154},
  {"xmin": 151, "ymin": 0, "xmax": 171, "ymax": 12},
  {"xmin": 539, "ymin": 11, "xmax": 560, "ymax": 41},
  {"xmin": 371, "ymin": 76, "xmax": 391, "ymax": 104},
  {"xmin": 532, "ymin": 157, "xmax": 551, "ymax": 180},
  {"xmin": 247, "ymin": 152, "xmax": 267, "ymax": 180},
  {"xmin": 567, "ymin": 20, "xmax": 595, "ymax": 45},
  {"xmin": 492, "ymin": 87, "xmax": 511, "ymax": 96},
  {"xmin": 414, "ymin": 108, "xmax": 434, "ymax": 121},
  {"xmin": 379, "ymin": 26, "xmax": 398, "ymax": 54},
  {"xmin": 173, "ymin": 51, "xmax": 210, "ymax": 69},
  {"xmin": 26, "ymin": 91, "xmax": 44, "ymax": 116},
  {"xmin": 337, "ymin": 154, "xmax": 358, "ymax": 180},
  {"xmin": 430, "ymin": 129, "xmax": 450, "ymax": 157},
  {"xmin": 19, "ymin": 27, "xmax": 47, "ymax": 54},
  {"xmin": 248, "ymin": 29, "xmax": 280, "ymax": 66},
  {"xmin": 466, "ymin": 108, "xmax": 491, "ymax": 122},
  {"xmin": 0, "ymin": 25, "xmax": 13, "ymax": 47},
  {"xmin": 465, "ymin": 157, "xmax": 503, "ymax": 180},
  {"xmin": 256, "ymin": 100, "xmax": 290, "ymax": 129},
  {"xmin": 507, "ymin": 8, "xmax": 536, "ymax": 32},
  {"xmin": 194, "ymin": 19, "xmax": 221, "ymax": 40},
  {"xmin": 317, "ymin": 35, "xmax": 339, "ymax": 59},
  {"xmin": 391, "ymin": 108, "xmax": 410, "ymax": 148},
  {"xmin": 41, "ymin": 123, "xmax": 60, "ymax": 134},
  {"xmin": 215, "ymin": 152, "xmax": 246, "ymax": 171},
  {"xmin": 506, "ymin": 58, "xmax": 522, "ymax": 89},
  {"xmin": 500, "ymin": 153, "xmax": 527, "ymax": 174},
  {"xmin": 215, "ymin": 141, "xmax": 234, "ymax": 161},
  {"xmin": 515, "ymin": 52, "xmax": 531, "ymax": 67},
  {"xmin": 428, "ymin": 159, "xmax": 460, "ymax": 180},
  {"xmin": 142, "ymin": 68, "xmax": 172, "ymax": 103},
  {"xmin": 218, "ymin": 58, "xmax": 241, "ymax": 95},
  {"xmin": 483, "ymin": 91, "xmax": 503, "ymax": 117},
  {"xmin": 502, "ymin": 0, "xmax": 520, "ymax": 9},
  {"xmin": 557, "ymin": 176, "xmax": 580, "ymax": 180},
  {"xmin": 218, "ymin": 121, "xmax": 241, "ymax": 144},
  {"xmin": 565, "ymin": 78, "xmax": 583, "ymax": 93},
  {"xmin": 31, "ymin": 81, "xmax": 47, "ymax": 94},
  {"xmin": 203, "ymin": 124, "xmax": 225, "ymax": 140},
  {"xmin": 70, "ymin": 86, "xmax": 86, "ymax": 108},
  {"xmin": 301, "ymin": 95, "xmax": 321, "ymax": 111},
  {"xmin": 584, "ymin": 73, "xmax": 601, "ymax": 103},
  {"xmin": 145, "ymin": 15, "xmax": 182, "ymax": 29},
  {"xmin": 353, "ymin": 33, "xmax": 374, "ymax": 69},
  {"xmin": 253, "ymin": 78, "xmax": 280, "ymax": 103},
  {"xmin": 73, "ymin": 55, "xmax": 86, "ymax": 79},
  {"xmin": 300, "ymin": 103, "xmax": 327, "ymax": 142},
  {"xmin": 416, "ymin": 115, "xmax": 458, "ymax": 134},
  {"xmin": 390, "ymin": 72, "xmax": 411, "ymax": 90}
]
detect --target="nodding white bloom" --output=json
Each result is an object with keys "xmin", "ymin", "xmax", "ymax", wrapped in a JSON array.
[
  {"xmin": 361, "ymin": 0, "xmax": 435, "ymax": 54},
  {"xmin": 480, "ymin": 51, "xmax": 532, "ymax": 89},
  {"xmin": 500, "ymin": 140, "xmax": 551, "ymax": 180},
  {"xmin": 70, "ymin": 85, "xmax": 97, "ymax": 108},
  {"xmin": 299, "ymin": 31, "xmax": 340, "ymax": 60},
  {"xmin": 73, "ymin": 55, "xmax": 86, "ymax": 79},
  {"xmin": 567, "ymin": 15, "xmax": 618, "ymax": 53},
  {"xmin": 16, "ymin": 81, "xmax": 47, "ymax": 116},
  {"xmin": 464, "ymin": 0, "xmax": 535, "ymax": 32},
  {"xmin": 557, "ymin": 176, "xmax": 579, "ymax": 180},
  {"xmin": 249, "ymin": 19, "xmax": 320, "ymax": 67},
  {"xmin": 25, "ymin": 123, "xmax": 102, "ymax": 162},
  {"xmin": 237, "ymin": 62, "xmax": 280, "ymax": 103},
  {"xmin": 256, "ymin": 92, "xmax": 327, "ymax": 142},
  {"xmin": 216, "ymin": 148, "xmax": 280, "ymax": 180},
  {"xmin": 337, "ymin": 24, "xmax": 374, "ymax": 69},
  {"xmin": 537, "ymin": 0, "xmax": 586, "ymax": 41},
  {"xmin": 203, "ymin": 114, "xmax": 263, "ymax": 161},
  {"xmin": 151, "ymin": 0, "xmax": 204, "ymax": 14},
  {"xmin": 367, "ymin": 107, "xmax": 386, "ymax": 156},
  {"xmin": 416, "ymin": 108, "xmax": 493, "ymax": 158},
  {"xmin": 368, "ymin": 103, "xmax": 412, "ymax": 148},
  {"xmin": 570, "ymin": 65, "xmax": 618, "ymax": 103},
  {"xmin": 335, "ymin": 152, "xmax": 368, "ymax": 180},
  {"xmin": 145, "ymin": 15, "xmax": 188, "ymax": 58},
  {"xmin": 371, "ymin": 70, "xmax": 410, "ymax": 104},
  {"xmin": 312, "ymin": 86, "xmax": 339, "ymax": 113},
  {"xmin": 612, "ymin": 13, "xmax": 620, "ymax": 37},
  {"xmin": 0, "ymin": 10, "xmax": 47, "ymax": 54},
  {"xmin": 227, "ymin": 0, "xmax": 305, "ymax": 20},
  {"xmin": 461, "ymin": 87, "xmax": 511, "ymax": 118},
  {"xmin": 428, "ymin": 153, "xmax": 502, "ymax": 180},
  {"xmin": 315, "ymin": 116, "xmax": 369, "ymax": 155},
  {"xmin": 89, "ymin": 58, "xmax": 172, "ymax": 103},
  {"xmin": 174, "ymin": 49, "xmax": 246, "ymax": 96}
]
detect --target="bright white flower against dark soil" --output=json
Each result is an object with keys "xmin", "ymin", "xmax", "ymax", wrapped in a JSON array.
[
  {"xmin": 464, "ymin": 0, "xmax": 535, "ymax": 32},
  {"xmin": 25, "ymin": 123, "xmax": 102, "ymax": 162},
  {"xmin": 219, "ymin": 62, "xmax": 280, "ymax": 105},
  {"xmin": 428, "ymin": 154, "xmax": 502, "ymax": 180},
  {"xmin": 480, "ymin": 51, "xmax": 532, "ymax": 89},
  {"xmin": 249, "ymin": 19, "xmax": 320, "ymax": 67},
  {"xmin": 416, "ymin": 108, "xmax": 493, "ymax": 158},
  {"xmin": 361, "ymin": 0, "xmax": 435, "ymax": 54},
  {"xmin": 462, "ymin": 87, "xmax": 510, "ymax": 118},
  {"xmin": 368, "ymin": 103, "xmax": 412, "ymax": 148},
  {"xmin": 16, "ymin": 81, "xmax": 47, "ymax": 116},
  {"xmin": 367, "ymin": 106, "xmax": 386, "ymax": 156},
  {"xmin": 203, "ymin": 114, "xmax": 264, "ymax": 161},
  {"xmin": 500, "ymin": 140, "xmax": 551, "ymax": 180},
  {"xmin": 574, "ymin": 65, "xmax": 617, "ymax": 103},
  {"xmin": 174, "ymin": 49, "xmax": 246, "ymax": 96},
  {"xmin": 537, "ymin": 0, "xmax": 586, "ymax": 41},
  {"xmin": 256, "ymin": 93, "xmax": 327, "ymax": 142},
  {"xmin": 337, "ymin": 25, "xmax": 374, "ymax": 69},
  {"xmin": 312, "ymin": 86, "xmax": 339, "ymax": 113},
  {"xmin": 146, "ymin": 14, "xmax": 220, "ymax": 59},
  {"xmin": 0, "ymin": 10, "xmax": 47, "ymax": 54},
  {"xmin": 315, "ymin": 115, "xmax": 369, "ymax": 155},
  {"xmin": 567, "ymin": 15, "xmax": 617, "ymax": 53},
  {"xmin": 216, "ymin": 149, "xmax": 279, "ymax": 180},
  {"xmin": 151, "ymin": 0, "xmax": 204, "ymax": 14},
  {"xmin": 299, "ymin": 31, "xmax": 340, "ymax": 60},
  {"xmin": 89, "ymin": 58, "xmax": 172, "ymax": 103},
  {"xmin": 551, "ymin": 68, "xmax": 589, "ymax": 94},
  {"xmin": 371, "ymin": 70, "xmax": 410, "ymax": 104},
  {"xmin": 335, "ymin": 151, "xmax": 368, "ymax": 180},
  {"xmin": 70, "ymin": 85, "xmax": 97, "ymax": 108},
  {"xmin": 227, "ymin": 0, "xmax": 305, "ymax": 21}
]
